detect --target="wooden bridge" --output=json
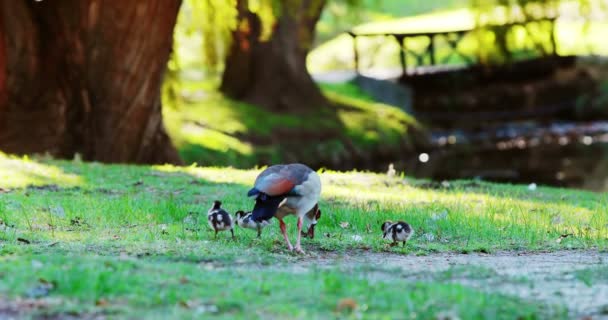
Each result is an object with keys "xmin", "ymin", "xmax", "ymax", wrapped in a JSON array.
[{"xmin": 348, "ymin": 17, "xmax": 558, "ymax": 77}]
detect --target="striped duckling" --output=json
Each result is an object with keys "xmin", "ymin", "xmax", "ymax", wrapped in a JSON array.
[
  {"xmin": 236, "ymin": 204, "xmax": 322, "ymax": 239},
  {"xmin": 381, "ymin": 220, "xmax": 414, "ymax": 247},
  {"xmin": 208, "ymin": 200, "xmax": 234, "ymax": 239},
  {"xmin": 235, "ymin": 210, "xmax": 271, "ymax": 238}
]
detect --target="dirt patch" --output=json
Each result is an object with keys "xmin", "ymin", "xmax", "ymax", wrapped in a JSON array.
[
  {"xmin": 0, "ymin": 298, "xmax": 104, "ymax": 320},
  {"xmin": 287, "ymin": 250, "xmax": 608, "ymax": 319}
]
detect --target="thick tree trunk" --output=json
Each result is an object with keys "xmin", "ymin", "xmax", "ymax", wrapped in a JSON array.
[
  {"xmin": 221, "ymin": 0, "xmax": 327, "ymax": 113},
  {"xmin": 0, "ymin": 0, "xmax": 182, "ymax": 164}
]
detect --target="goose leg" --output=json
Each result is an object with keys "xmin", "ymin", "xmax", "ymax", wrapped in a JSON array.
[
  {"xmin": 231, "ymin": 228, "xmax": 235, "ymax": 240},
  {"xmin": 257, "ymin": 226, "xmax": 261, "ymax": 238},
  {"xmin": 279, "ymin": 218, "xmax": 293, "ymax": 251},
  {"xmin": 294, "ymin": 216, "xmax": 304, "ymax": 254}
]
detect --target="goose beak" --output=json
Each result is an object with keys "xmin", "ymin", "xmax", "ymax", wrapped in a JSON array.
[{"xmin": 301, "ymin": 223, "xmax": 316, "ymax": 239}]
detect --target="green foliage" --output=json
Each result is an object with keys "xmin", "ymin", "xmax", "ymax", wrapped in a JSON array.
[{"xmin": 471, "ymin": 0, "xmax": 607, "ymax": 64}]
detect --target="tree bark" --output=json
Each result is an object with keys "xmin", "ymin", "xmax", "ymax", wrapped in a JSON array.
[
  {"xmin": 221, "ymin": 0, "xmax": 327, "ymax": 113},
  {"xmin": 0, "ymin": 0, "xmax": 182, "ymax": 164}
]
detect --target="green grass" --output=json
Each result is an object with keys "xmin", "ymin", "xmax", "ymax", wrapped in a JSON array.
[
  {"xmin": 308, "ymin": 4, "xmax": 608, "ymax": 73},
  {"xmin": 0, "ymin": 152, "xmax": 605, "ymax": 317},
  {"xmin": 162, "ymin": 80, "xmax": 419, "ymax": 167},
  {"xmin": 0, "ymin": 255, "xmax": 555, "ymax": 319},
  {"xmin": 575, "ymin": 265, "xmax": 608, "ymax": 286}
]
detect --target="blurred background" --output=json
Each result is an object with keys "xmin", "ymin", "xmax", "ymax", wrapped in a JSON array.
[{"xmin": 1, "ymin": 0, "xmax": 608, "ymax": 190}]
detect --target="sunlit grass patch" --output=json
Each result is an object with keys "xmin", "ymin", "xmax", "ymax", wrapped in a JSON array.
[
  {"xmin": 0, "ymin": 152, "xmax": 82, "ymax": 189},
  {"xmin": 162, "ymin": 79, "xmax": 418, "ymax": 167},
  {"xmin": 1, "ymin": 156, "xmax": 607, "ymax": 254}
]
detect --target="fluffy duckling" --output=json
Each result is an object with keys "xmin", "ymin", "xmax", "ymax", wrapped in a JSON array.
[
  {"xmin": 235, "ymin": 210, "xmax": 271, "ymax": 238},
  {"xmin": 208, "ymin": 200, "xmax": 234, "ymax": 239},
  {"xmin": 381, "ymin": 220, "xmax": 413, "ymax": 247}
]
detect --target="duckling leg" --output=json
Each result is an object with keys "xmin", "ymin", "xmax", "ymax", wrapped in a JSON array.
[
  {"xmin": 279, "ymin": 218, "xmax": 294, "ymax": 251},
  {"xmin": 294, "ymin": 216, "xmax": 304, "ymax": 254},
  {"xmin": 230, "ymin": 228, "xmax": 235, "ymax": 240},
  {"xmin": 402, "ymin": 240, "xmax": 407, "ymax": 247}
]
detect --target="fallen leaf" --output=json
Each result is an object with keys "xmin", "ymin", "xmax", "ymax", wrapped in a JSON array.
[
  {"xmin": 180, "ymin": 277, "xmax": 189, "ymax": 284},
  {"xmin": 96, "ymin": 299, "xmax": 109, "ymax": 307},
  {"xmin": 336, "ymin": 298, "xmax": 358, "ymax": 312},
  {"xmin": 339, "ymin": 222, "xmax": 349, "ymax": 229}
]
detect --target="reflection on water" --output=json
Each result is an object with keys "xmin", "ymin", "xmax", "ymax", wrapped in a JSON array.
[{"xmin": 403, "ymin": 121, "xmax": 608, "ymax": 191}]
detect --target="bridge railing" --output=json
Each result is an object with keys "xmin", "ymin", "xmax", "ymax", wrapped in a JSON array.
[{"xmin": 348, "ymin": 17, "xmax": 557, "ymax": 77}]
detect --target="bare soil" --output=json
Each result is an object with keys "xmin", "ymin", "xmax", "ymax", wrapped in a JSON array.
[{"xmin": 292, "ymin": 250, "xmax": 608, "ymax": 319}]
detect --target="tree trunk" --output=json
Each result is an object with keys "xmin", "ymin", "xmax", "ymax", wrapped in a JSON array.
[
  {"xmin": 0, "ymin": 0, "xmax": 182, "ymax": 164},
  {"xmin": 221, "ymin": 0, "xmax": 327, "ymax": 113}
]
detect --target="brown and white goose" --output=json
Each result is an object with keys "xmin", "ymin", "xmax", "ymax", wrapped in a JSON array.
[{"xmin": 247, "ymin": 163, "xmax": 321, "ymax": 253}]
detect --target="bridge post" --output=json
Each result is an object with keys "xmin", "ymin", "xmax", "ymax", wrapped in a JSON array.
[
  {"xmin": 549, "ymin": 18, "xmax": 557, "ymax": 56},
  {"xmin": 348, "ymin": 32, "xmax": 360, "ymax": 75},
  {"xmin": 429, "ymin": 34, "xmax": 436, "ymax": 65},
  {"xmin": 396, "ymin": 35, "xmax": 406, "ymax": 77}
]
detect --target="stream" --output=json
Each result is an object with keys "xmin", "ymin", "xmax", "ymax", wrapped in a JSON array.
[{"xmin": 403, "ymin": 121, "xmax": 608, "ymax": 191}]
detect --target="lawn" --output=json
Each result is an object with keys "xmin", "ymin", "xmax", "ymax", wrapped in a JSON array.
[{"xmin": 1, "ymin": 152, "xmax": 607, "ymax": 318}]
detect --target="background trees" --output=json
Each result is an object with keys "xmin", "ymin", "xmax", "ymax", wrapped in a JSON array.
[{"xmin": 0, "ymin": 1, "xmax": 182, "ymax": 164}]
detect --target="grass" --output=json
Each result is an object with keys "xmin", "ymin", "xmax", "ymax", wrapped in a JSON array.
[
  {"xmin": 0, "ymin": 152, "xmax": 605, "ymax": 317},
  {"xmin": 575, "ymin": 265, "xmax": 608, "ymax": 286},
  {"xmin": 0, "ymin": 255, "xmax": 554, "ymax": 319},
  {"xmin": 308, "ymin": 3, "xmax": 608, "ymax": 73},
  {"xmin": 162, "ymin": 79, "xmax": 419, "ymax": 167}
]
